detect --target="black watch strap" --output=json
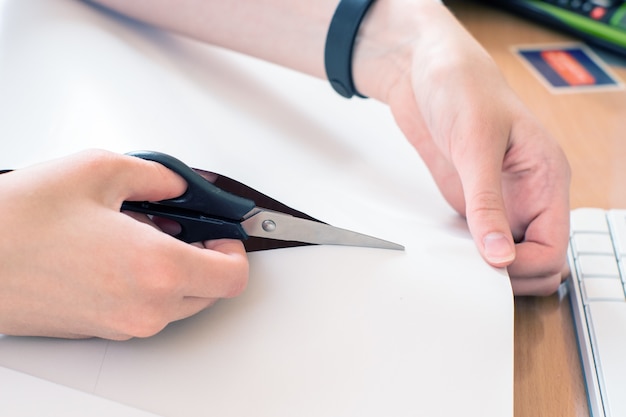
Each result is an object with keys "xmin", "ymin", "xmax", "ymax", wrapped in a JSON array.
[{"xmin": 324, "ymin": 0, "xmax": 376, "ymax": 99}]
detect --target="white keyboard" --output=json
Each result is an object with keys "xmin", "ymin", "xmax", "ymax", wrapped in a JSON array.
[{"xmin": 568, "ymin": 208, "xmax": 626, "ymax": 417}]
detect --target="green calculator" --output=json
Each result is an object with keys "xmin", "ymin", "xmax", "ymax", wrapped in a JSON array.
[{"xmin": 481, "ymin": 0, "xmax": 626, "ymax": 56}]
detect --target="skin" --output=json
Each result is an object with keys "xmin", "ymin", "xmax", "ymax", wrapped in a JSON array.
[
  {"xmin": 0, "ymin": 150, "xmax": 248, "ymax": 339},
  {"xmin": 0, "ymin": 0, "xmax": 571, "ymax": 339},
  {"xmin": 88, "ymin": 0, "xmax": 571, "ymax": 294}
]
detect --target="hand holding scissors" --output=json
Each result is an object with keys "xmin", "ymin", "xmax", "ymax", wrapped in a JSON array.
[
  {"xmin": 0, "ymin": 150, "xmax": 249, "ymax": 339},
  {"xmin": 121, "ymin": 151, "xmax": 404, "ymax": 251}
]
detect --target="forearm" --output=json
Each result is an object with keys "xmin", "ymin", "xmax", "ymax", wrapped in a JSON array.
[
  {"xmin": 86, "ymin": 0, "xmax": 452, "ymax": 101},
  {"xmin": 84, "ymin": 1, "xmax": 572, "ymax": 295},
  {"xmin": 87, "ymin": 0, "xmax": 337, "ymax": 78}
]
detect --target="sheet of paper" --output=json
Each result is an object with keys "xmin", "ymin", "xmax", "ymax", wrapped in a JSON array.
[
  {"xmin": 0, "ymin": 367, "xmax": 158, "ymax": 417},
  {"xmin": 0, "ymin": 1, "xmax": 514, "ymax": 416}
]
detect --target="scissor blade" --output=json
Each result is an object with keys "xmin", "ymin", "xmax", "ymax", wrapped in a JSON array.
[{"xmin": 241, "ymin": 210, "xmax": 404, "ymax": 251}]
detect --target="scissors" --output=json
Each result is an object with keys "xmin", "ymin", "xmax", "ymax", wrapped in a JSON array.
[{"xmin": 121, "ymin": 151, "xmax": 404, "ymax": 251}]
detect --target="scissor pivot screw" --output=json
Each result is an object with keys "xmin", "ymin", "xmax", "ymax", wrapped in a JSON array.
[{"xmin": 262, "ymin": 219, "xmax": 276, "ymax": 232}]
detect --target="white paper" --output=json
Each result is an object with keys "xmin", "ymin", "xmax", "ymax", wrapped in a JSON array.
[{"xmin": 0, "ymin": 1, "xmax": 514, "ymax": 416}]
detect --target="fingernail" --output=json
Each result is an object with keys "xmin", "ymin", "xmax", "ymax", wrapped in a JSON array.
[{"xmin": 482, "ymin": 233, "xmax": 515, "ymax": 264}]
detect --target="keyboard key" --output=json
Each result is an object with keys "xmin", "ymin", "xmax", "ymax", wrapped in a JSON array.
[
  {"xmin": 576, "ymin": 254, "xmax": 620, "ymax": 277},
  {"xmin": 586, "ymin": 302, "xmax": 626, "ymax": 417},
  {"xmin": 581, "ymin": 278, "xmax": 625, "ymax": 302},
  {"xmin": 571, "ymin": 208, "xmax": 610, "ymax": 233},
  {"xmin": 619, "ymin": 257, "xmax": 626, "ymax": 284},
  {"xmin": 569, "ymin": 209, "xmax": 626, "ymax": 417},
  {"xmin": 571, "ymin": 232, "xmax": 614, "ymax": 255},
  {"xmin": 608, "ymin": 210, "xmax": 626, "ymax": 257}
]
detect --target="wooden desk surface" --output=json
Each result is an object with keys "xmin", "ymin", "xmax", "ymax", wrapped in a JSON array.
[{"xmin": 445, "ymin": 2, "xmax": 626, "ymax": 416}]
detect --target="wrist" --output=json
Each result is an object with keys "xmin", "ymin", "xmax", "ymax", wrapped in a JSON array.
[{"xmin": 350, "ymin": 0, "xmax": 461, "ymax": 103}]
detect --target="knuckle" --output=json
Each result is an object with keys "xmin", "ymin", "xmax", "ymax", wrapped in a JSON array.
[
  {"xmin": 113, "ymin": 307, "xmax": 169, "ymax": 339},
  {"xmin": 71, "ymin": 149, "xmax": 119, "ymax": 173},
  {"xmin": 135, "ymin": 251, "xmax": 184, "ymax": 295},
  {"xmin": 511, "ymin": 269, "xmax": 563, "ymax": 296},
  {"xmin": 108, "ymin": 264, "xmax": 178, "ymax": 338},
  {"xmin": 534, "ymin": 277, "xmax": 562, "ymax": 296},
  {"xmin": 465, "ymin": 190, "xmax": 508, "ymax": 231},
  {"xmin": 130, "ymin": 321, "xmax": 168, "ymax": 339},
  {"xmin": 108, "ymin": 334, "xmax": 133, "ymax": 342},
  {"xmin": 146, "ymin": 270, "xmax": 180, "ymax": 297},
  {"xmin": 224, "ymin": 276, "xmax": 248, "ymax": 298},
  {"xmin": 467, "ymin": 190, "xmax": 504, "ymax": 215}
]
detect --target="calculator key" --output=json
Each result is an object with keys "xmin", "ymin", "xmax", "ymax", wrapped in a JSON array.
[
  {"xmin": 590, "ymin": 0, "xmax": 616, "ymax": 7},
  {"xmin": 591, "ymin": 6, "xmax": 607, "ymax": 19},
  {"xmin": 582, "ymin": 2, "xmax": 594, "ymax": 12}
]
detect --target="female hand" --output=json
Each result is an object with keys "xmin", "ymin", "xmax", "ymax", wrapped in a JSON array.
[
  {"xmin": 82, "ymin": 0, "xmax": 571, "ymax": 295},
  {"xmin": 353, "ymin": 1, "xmax": 571, "ymax": 295},
  {"xmin": 0, "ymin": 149, "xmax": 248, "ymax": 339}
]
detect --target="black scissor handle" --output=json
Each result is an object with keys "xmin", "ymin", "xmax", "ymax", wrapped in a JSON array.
[
  {"xmin": 122, "ymin": 151, "xmax": 256, "ymax": 243},
  {"xmin": 126, "ymin": 150, "xmax": 255, "ymax": 220}
]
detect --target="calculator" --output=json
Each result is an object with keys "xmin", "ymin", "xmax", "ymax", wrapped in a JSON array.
[{"xmin": 480, "ymin": 0, "xmax": 626, "ymax": 56}]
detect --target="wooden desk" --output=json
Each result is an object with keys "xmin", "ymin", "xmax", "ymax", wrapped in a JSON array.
[{"xmin": 445, "ymin": 2, "xmax": 626, "ymax": 416}]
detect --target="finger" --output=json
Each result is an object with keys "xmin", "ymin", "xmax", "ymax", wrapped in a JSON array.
[
  {"xmin": 508, "ymin": 240, "xmax": 567, "ymax": 296},
  {"xmin": 510, "ymin": 259, "xmax": 569, "ymax": 296},
  {"xmin": 174, "ymin": 239, "xmax": 249, "ymax": 299},
  {"xmin": 117, "ymin": 154, "xmax": 188, "ymax": 203},
  {"xmin": 203, "ymin": 238, "xmax": 247, "ymax": 253},
  {"xmin": 508, "ymin": 218, "xmax": 569, "ymax": 279},
  {"xmin": 151, "ymin": 216, "xmax": 183, "ymax": 236},
  {"xmin": 122, "ymin": 210, "xmax": 161, "ymax": 229},
  {"xmin": 510, "ymin": 272, "xmax": 563, "ymax": 296},
  {"xmin": 194, "ymin": 169, "xmax": 219, "ymax": 183},
  {"xmin": 506, "ymin": 204, "xmax": 570, "ymax": 295},
  {"xmin": 58, "ymin": 150, "xmax": 188, "ymax": 205},
  {"xmin": 453, "ymin": 130, "xmax": 516, "ymax": 268},
  {"xmin": 173, "ymin": 297, "xmax": 219, "ymax": 322},
  {"xmin": 467, "ymin": 192, "xmax": 516, "ymax": 267}
]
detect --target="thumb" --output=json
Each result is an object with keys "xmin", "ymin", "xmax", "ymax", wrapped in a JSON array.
[
  {"xmin": 119, "ymin": 154, "xmax": 188, "ymax": 203},
  {"xmin": 445, "ymin": 110, "xmax": 517, "ymax": 268},
  {"xmin": 463, "ymin": 173, "xmax": 516, "ymax": 268}
]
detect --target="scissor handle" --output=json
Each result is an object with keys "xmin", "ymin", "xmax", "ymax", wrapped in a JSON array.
[
  {"xmin": 122, "ymin": 151, "xmax": 256, "ymax": 243},
  {"xmin": 121, "ymin": 200, "xmax": 251, "ymax": 242},
  {"xmin": 127, "ymin": 151, "xmax": 255, "ymax": 219}
]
